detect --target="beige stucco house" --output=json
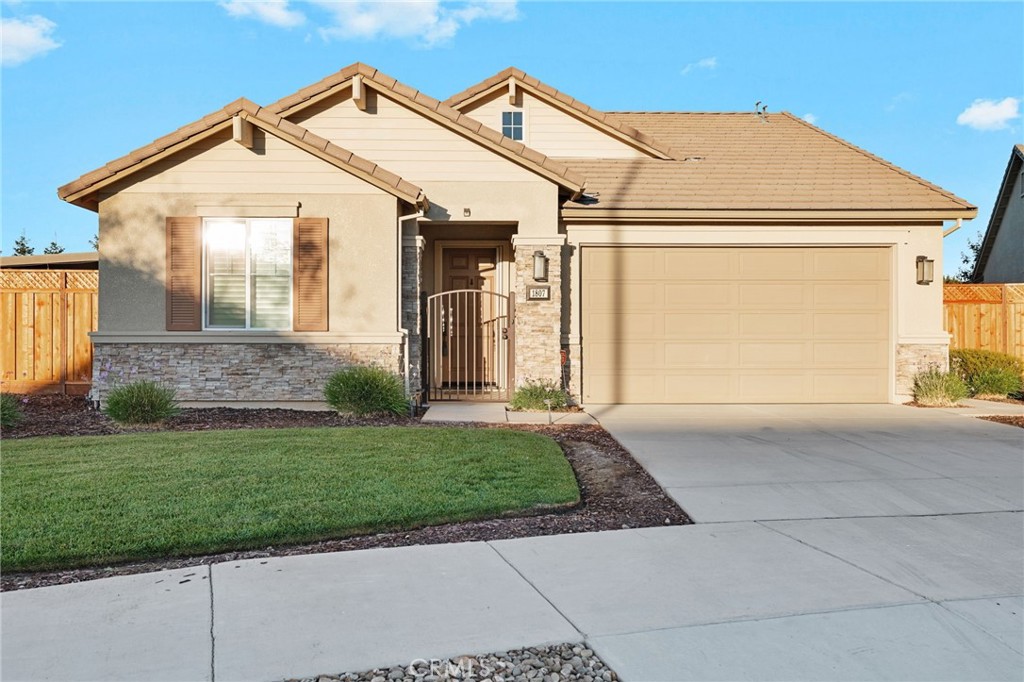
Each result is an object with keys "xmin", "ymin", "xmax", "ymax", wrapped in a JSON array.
[
  {"xmin": 59, "ymin": 63, "xmax": 976, "ymax": 406},
  {"xmin": 973, "ymin": 144, "xmax": 1024, "ymax": 283}
]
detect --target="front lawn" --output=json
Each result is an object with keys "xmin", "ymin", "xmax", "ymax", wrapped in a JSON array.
[{"xmin": 2, "ymin": 427, "xmax": 579, "ymax": 572}]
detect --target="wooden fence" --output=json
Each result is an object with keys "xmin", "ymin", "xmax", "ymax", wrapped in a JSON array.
[
  {"xmin": 944, "ymin": 283, "xmax": 1024, "ymax": 362},
  {"xmin": 1, "ymin": 270, "xmax": 98, "ymax": 395}
]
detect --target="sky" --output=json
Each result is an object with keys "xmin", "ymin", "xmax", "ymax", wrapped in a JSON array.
[{"xmin": 1, "ymin": 1, "xmax": 1021, "ymax": 275}]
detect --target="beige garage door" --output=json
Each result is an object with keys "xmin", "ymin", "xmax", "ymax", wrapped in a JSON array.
[{"xmin": 582, "ymin": 247, "xmax": 891, "ymax": 403}]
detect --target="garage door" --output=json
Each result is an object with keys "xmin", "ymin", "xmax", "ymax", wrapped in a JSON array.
[{"xmin": 581, "ymin": 247, "xmax": 890, "ymax": 403}]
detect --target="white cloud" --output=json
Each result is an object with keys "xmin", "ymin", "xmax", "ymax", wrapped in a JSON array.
[
  {"xmin": 220, "ymin": 0, "xmax": 306, "ymax": 28},
  {"xmin": 680, "ymin": 56, "xmax": 717, "ymax": 76},
  {"xmin": 312, "ymin": 1, "xmax": 518, "ymax": 47},
  {"xmin": 802, "ymin": 113, "xmax": 817, "ymax": 124},
  {"xmin": 956, "ymin": 97, "xmax": 1020, "ymax": 131},
  {"xmin": 884, "ymin": 91, "xmax": 913, "ymax": 112},
  {"xmin": 1, "ymin": 14, "xmax": 60, "ymax": 66}
]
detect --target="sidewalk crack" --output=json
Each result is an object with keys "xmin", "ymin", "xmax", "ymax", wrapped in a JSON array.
[{"xmin": 208, "ymin": 563, "xmax": 216, "ymax": 682}]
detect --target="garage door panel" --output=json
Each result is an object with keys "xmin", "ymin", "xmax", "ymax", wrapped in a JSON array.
[
  {"xmin": 813, "ymin": 282, "xmax": 888, "ymax": 307},
  {"xmin": 665, "ymin": 313, "xmax": 735, "ymax": 337},
  {"xmin": 739, "ymin": 312, "xmax": 810, "ymax": 337},
  {"xmin": 738, "ymin": 283, "xmax": 809, "ymax": 306},
  {"xmin": 811, "ymin": 250, "xmax": 888, "ymax": 279},
  {"xmin": 664, "ymin": 250, "xmax": 736, "ymax": 279},
  {"xmin": 582, "ymin": 246, "xmax": 891, "ymax": 404},
  {"xmin": 665, "ymin": 283, "xmax": 736, "ymax": 307}
]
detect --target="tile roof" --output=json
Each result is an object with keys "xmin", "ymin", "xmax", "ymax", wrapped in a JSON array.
[
  {"xmin": 58, "ymin": 97, "xmax": 427, "ymax": 208},
  {"xmin": 444, "ymin": 67, "xmax": 678, "ymax": 160},
  {"xmin": 266, "ymin": 63, "xmax": 587, "ymax": 191},
  {"xmin": 562, "ymin": 112, "xmax": 975, "ymax": 212}
]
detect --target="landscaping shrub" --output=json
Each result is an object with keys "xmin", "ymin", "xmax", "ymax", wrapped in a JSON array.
[
  {"xmin": 969, "ymin": 367, "xmax": 1023, "ymax": 398},
  {"xmin": 509, "ymin": 379, "xmax": 569, "ymax": 411},
  {"xmin": 103, "ymin": 380, "xmax": 180, "ymax": 425},
  {"xmin": 324, "ymin": 365, "xmax": 408, "ymax": 415},
  {"xmin": 1, "ymin": 394, "xmax": 23, "ymax": 431},
  {"xmin": 950, "ymin": 349, "xmax": 1024, "ymax": 398},
  {"xmin": 913, "ymin": 368, "xmax": 969, "ymax": 407}
]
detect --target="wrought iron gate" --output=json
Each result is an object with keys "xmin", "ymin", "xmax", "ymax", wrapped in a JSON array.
[{"xmin": 426, "ymin": 290, "xmax": 515, "ymax": 401}]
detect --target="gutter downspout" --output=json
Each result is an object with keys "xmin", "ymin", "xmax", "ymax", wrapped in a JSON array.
[
  {"xmin": 942, "ymin": 218, "xmax": 963, "ymax": 237},
  {"xmin": 397, "ymin": 209, "xmax": 424, "ymax": 400}
]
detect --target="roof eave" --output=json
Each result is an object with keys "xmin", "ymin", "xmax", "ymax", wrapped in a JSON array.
[{"xmin": 972, "ymin": 145, "xmax": 1024, "ymax": 280}]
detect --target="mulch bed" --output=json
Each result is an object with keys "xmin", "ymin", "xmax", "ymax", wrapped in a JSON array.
[
  {"xmin": 1, "ymin": 395, "xmax": 690, "ymax": 591},
  {"xmin": 980, "ymin": 415, "xmax": 1024, "ymax": 429}
]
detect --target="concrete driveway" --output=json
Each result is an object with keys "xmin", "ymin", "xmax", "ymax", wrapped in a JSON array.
[{"xmin": 578, "ymin": 403, "xmax": 1024, "ymax": 680}]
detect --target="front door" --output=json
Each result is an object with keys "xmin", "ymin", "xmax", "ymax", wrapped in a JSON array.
[
  {"xmin": 442, "ymin": 248, "xmax": 497, "ymax": 384},
  {"xmin": 426, "ymin": 247, "xmax": 513, "ymax": 401}
]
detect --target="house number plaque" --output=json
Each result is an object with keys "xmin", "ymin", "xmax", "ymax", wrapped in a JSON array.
[{"xmin": 527, "ymin": 286, "xmax": 551, "ymax": 301}]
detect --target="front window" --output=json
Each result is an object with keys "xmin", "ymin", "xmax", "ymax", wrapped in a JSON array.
[
  {"xmin": 502, "ymin": 110, "xmax": 523, "ymax": 140},
  {"xmin": 204, "ymin": 218, "xmax": 292, "ymax": 330}
]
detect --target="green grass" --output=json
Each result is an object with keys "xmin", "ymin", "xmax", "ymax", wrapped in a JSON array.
[{"xmin": 1, "ymin": 427, "xmax": 579, "ymax": 572}]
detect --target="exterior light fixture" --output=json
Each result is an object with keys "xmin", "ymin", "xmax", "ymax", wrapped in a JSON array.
[
  {"xmin": 463, "ymin": 208, "xmax": 471, "ymax": 217},
  {"xmin": 916, "ymin": 256, "xmax": 935, "ymax": 285},
  {"xmin": 533, "ymin": 250, "xmax": 549, "ymax": 282}
]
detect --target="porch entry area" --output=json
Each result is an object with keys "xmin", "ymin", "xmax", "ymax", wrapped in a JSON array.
[{"xmin": 425, "ymin": 246, "xmax": 515, "ymax": 401}]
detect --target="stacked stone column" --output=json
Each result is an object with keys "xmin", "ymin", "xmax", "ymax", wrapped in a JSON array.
[{"xmin": 512, "ymin": 239, "xmax": 564, "ymax": 388}]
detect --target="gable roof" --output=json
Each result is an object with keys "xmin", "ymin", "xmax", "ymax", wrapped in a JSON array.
[
  {"xmin": 58, "ymin": 97, "xmax": 428, "ymax": 210},
  {"xmin": 973, "ymin": 144, "xmax": 1024, "ymax": 280},
  {"xmin": 265, "ymin": 63, "xmax": 586, "ymax": 194},
  {"xmin": 561, "ymin": 112, "xmax": 976, "ymax": 216},
  {"xmin": 444, "ymin": 66, "xmax": 677, "ymax": 160}
]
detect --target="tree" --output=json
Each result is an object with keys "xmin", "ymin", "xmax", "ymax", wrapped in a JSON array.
[
  {"xmin": 11, "ymin": 232, "xmax": 34, "ymax": 256},
  {"xmin": 43, "ymin": 240, "xmax": 65, "ymax": 255},
  {"xmin": 88, "ymin": 233, "xmax": 99, "ymax": 250},
  {"xmin": 953, "ymin": 231, "xmax": 983, "ymax": 283}
]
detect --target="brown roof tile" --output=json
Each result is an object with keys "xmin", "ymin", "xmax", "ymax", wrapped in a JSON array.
[{"xmin": 562, "ymin": 112, "xmax": 974, "ymax": 212}]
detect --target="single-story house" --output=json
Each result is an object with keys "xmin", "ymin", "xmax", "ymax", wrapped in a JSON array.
[
  {"xmin": 58, "ymin": 63, "xmax": 976, "ymax": 406},
  {"xmin": 972, "ymin": 144, "xmax": 1023, "ymax": 283}
]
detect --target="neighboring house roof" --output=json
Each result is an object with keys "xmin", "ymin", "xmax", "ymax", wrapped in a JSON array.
[
  {"xmin": 973, "ymin": 144, "xmax": 1024, "ymax": 281},
  {"xmin": 561, "ymin": 112, "xmax": 976, "ymax": 215},
  {"xmin": 265, "ymin": 62, "xmax": 586, "ymax": 194},
  {"xmin": 58, "ymin": 98, "xmax": 428, "ymax": 210},
  {"xmin": 0, "ymin": 251, "xmax": 99, "ymax": 270},
  {"xmin": 444, "ymin": 67, "xmax": 677, "ymax": 160}
]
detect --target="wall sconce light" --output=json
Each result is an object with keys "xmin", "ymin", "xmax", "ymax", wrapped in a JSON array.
[
  {"xmin": 916, "ymin": 256, "xmax": 935, "ymax": 285},
  {"xmin": 463, "ymin": 208, "xmax": 471, "ymax": 217},
  {"xmin": 533, "ymin": 250, "xmax": 549, "ymax": 282}
]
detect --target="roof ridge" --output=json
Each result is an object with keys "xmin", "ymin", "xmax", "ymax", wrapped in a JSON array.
[
  {"xmin": 264, "ymin": 62, "xmax": 586, "ymax": 191},
  {"xmin": 780, "ymin": 111, "xmax": 974, "ymax": 209},
  {"xmin": 445, "ymin": 67, "xmax": 680, "ymax": 160}
]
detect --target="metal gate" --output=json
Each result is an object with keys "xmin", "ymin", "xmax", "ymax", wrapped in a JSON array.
[{"xmin": 426, "ymin": 290, "xmax": 515, "ymax": 401}]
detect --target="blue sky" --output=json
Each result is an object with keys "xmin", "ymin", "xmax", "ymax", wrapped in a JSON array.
[{"xmin": 2, "ymin": 1, "xmax": 1021, "ymax": 274}]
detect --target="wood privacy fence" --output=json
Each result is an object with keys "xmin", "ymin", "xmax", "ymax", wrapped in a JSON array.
[
  {"xmin": 944, "ymin": 283, "xmax": 1024, "ymax": 362},
  {"xmin": 1, "ymin": 270, "xmax": 98, "ymax": 395}
]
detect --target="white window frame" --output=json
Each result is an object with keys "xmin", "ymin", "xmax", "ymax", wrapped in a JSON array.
[
  {"xmin": 201, "ymin": 218, "xmax": 293, "ymax": 331},
  {"xmin": 501, "ymin": 109, "xmax": 525, "ymax": 141}
]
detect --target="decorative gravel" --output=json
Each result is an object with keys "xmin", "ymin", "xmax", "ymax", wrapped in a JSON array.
[{"xmin": 284, "ymin": 644, "xmax": 618, "ymax": 682}]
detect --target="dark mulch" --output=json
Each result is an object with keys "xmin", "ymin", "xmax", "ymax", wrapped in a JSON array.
[
  {"xmin": 980, "ymin": 415, "xmax": 1024, "ymax": 429},
  {"xmin": 1, "ymin": 396, "xmax": 689, "ymax": 591}
]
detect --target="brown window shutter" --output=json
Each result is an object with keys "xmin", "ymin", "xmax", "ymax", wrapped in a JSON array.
[
  {"xmin": 165, "ymin": 217, "xmax": 202, "ymax": 331},
  {"xmin": 293, "ymin": 217, "xmax": 329, "ymax": 332}
]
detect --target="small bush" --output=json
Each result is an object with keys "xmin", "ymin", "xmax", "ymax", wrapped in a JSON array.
[
  {"xmin": 1, "ymin": 394, "xmax": 23, "ymax": 431},
  {"xmin": 509, "ymin": 379, "xmax": 569, "ymax": 411},
  {"xmin": 970, "ymin": 367, "xmax": 1023, "ymax": 398},
  {"xmin": 324, "ymin": 365, "xmax": 407, "ymax": 415},
  {"xmin": 103, "ymin": 381, "xmax": 180, "ymax": 425},
  {"xmin": 951, "ymin": 349, "xmax": 1023, "ymax": 380},
  {"xmin": 913, "ymin": 368, "xmax": 969, "ymax": 407}
]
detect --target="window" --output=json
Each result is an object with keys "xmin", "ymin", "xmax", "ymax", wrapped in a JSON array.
[
  {"xmin": 502, "ymin": 110, "xmax": 523, "ymax": 141},
  {"xmin": 204, "ymin": 218, "xmax": 292, "ymax": 330}
]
